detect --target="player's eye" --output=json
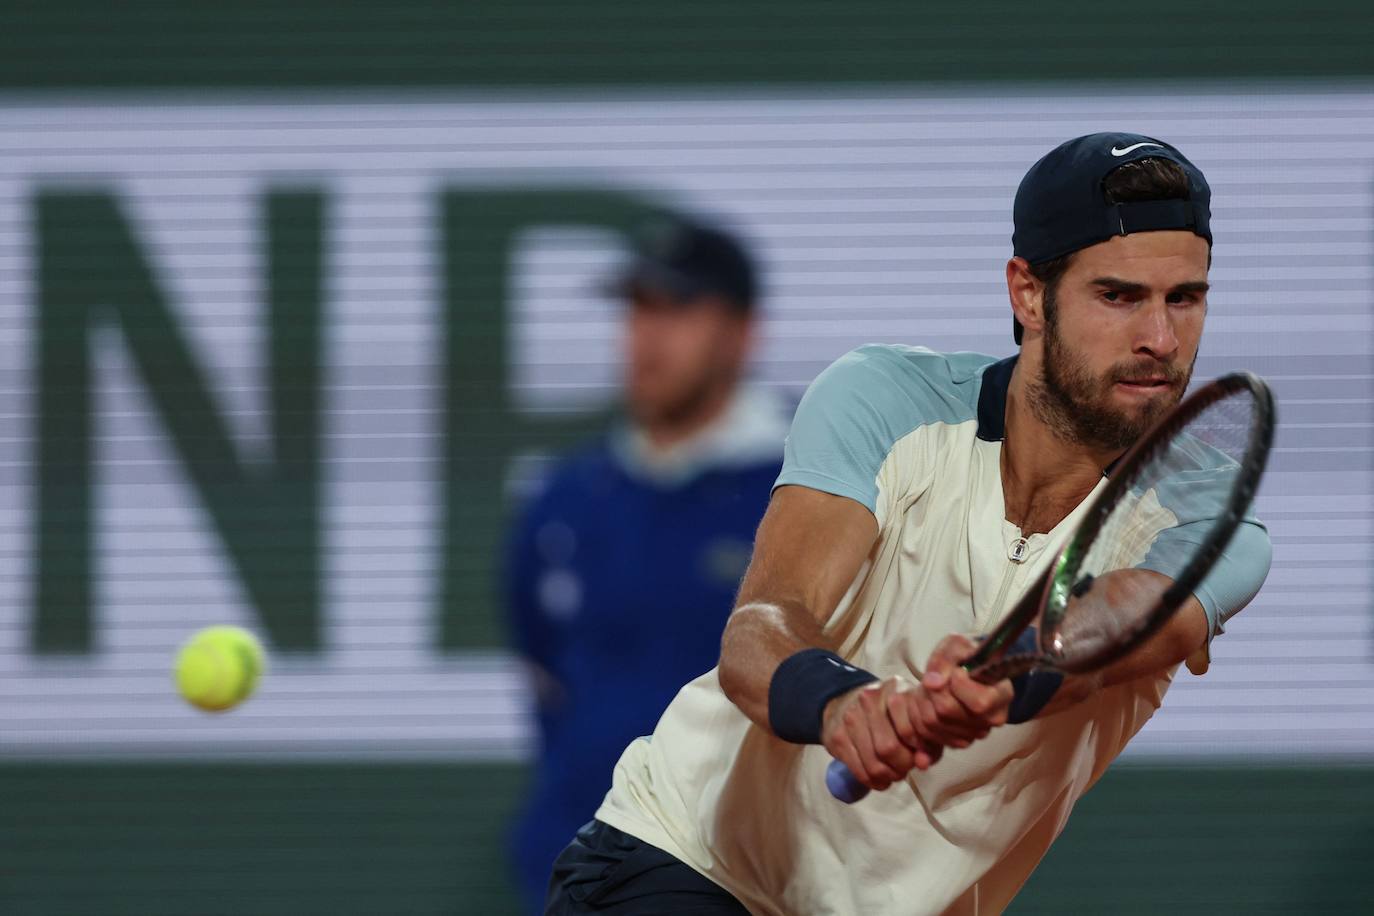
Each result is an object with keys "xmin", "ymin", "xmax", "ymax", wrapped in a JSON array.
[{"xmin": 1101, "ymin": 290, "xmax": 1121, "ymax": 302}]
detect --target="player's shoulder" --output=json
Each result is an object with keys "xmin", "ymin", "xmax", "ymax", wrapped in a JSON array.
[
  {"xmin": 779, "ymin": 345, "xmax": 1002, "ymax": 518},
  {"xmin": 844, "ymin": 343, "xmax": 999, "ymax": 384},
  {"xmin": 806, "ymin": 344, "xmax": 998, "ymax": 429}
]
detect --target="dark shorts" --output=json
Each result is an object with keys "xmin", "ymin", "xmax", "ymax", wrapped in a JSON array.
[{"xmin": 544, "ymin": 819, "xmax": 751, "ymax": 915}]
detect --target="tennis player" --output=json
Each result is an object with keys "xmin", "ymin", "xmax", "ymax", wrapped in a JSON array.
[{"xmin": 543, "ymin": 133, "xmax": 1273, "ymax": 915}]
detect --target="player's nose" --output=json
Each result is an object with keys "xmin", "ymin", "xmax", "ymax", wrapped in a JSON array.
[{"xmin": 1132, "ymin": 298, "xmax": 1180, "ymax": 360}]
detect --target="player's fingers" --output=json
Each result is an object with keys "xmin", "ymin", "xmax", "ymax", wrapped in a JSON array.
[
  {"xmin": 900, "ymin": 688, "xmax": 964, "ymax": 749},
  {"xmin": 911, "ymin": 686, "xmax": 978, "ymax": 747},
  {"xmin": 924, "ymin": 682, "xmax": 989, "ymax": 742},
  {"xmin": 946, "ymin": 667, "xmax": 1013, "ymax": 728},
  {"xmin": 847, "ymin": 724, "xmax": 896, "ymax": 792},
  {"xmin": 822, "ymin": 688, "xmax": 889, "ymax": 789},
  {"xmin": 921, "ymin": 633, "xmax": 981, "ymax": 690},
  {"xmin": 884, "ymin": 679, "xmax": 922, "ymax": 751},
  {"xmin": 826, "ymin": 730, "xmax": 871, "ymax": 791},
  {"xmin": 831, "ymin": 687, "xmax": 897, "ymax": 790},
  {"xmin": 900, "ymin": 703, "xmax": 946, "ymax": 771},
  {"xmin": 835, "ymin": 685, "xmax": 907, "ymax": 788},
  {"xmin": 913, "ymin": 739, "xmax": 944, "ymax": 770},
  {"xmin": 857, "ymin": 684, "xmax": 914, "ymax": 781},
  {"xmin": 928, "ymin": 678, "xmax": 994, "ymax": 741},
  {"xmin": 871, "ymin": 725, "xmax": 917, "ymax": 775}
]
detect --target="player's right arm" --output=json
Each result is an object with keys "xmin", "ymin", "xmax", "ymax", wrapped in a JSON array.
[
  {"xmin": 719, "ymin": 485, "xmax": 998, "ymax": 790},
  {"xmin": 719, "ymin": 483, "xmax": 924, "ymax": 789},
  {"xmin": 717, "ymin": 483, "xmax": 876, "ymax": 724},
  {"xmin": 719, "ymin": 347, "xmax": 1018, "ymax": 791}
]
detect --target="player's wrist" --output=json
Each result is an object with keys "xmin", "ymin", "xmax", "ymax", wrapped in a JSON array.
[
  {"xmin": 1004, "ymin": 628, "xmax": 1065, "ymax": 724},
  {"xmin": 768, "ymin": 648, "xmax": 878, "ymax": 745}
]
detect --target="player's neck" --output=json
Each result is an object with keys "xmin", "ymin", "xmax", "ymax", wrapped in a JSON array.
[{"xmin": 1001, "ymin": 370, "xmax": 1119, "ymax": 535}]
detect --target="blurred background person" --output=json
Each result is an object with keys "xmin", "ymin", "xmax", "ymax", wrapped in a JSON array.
[{"xmin": 502, "ymin": 216, "xmax": 791, "ymax": 912}]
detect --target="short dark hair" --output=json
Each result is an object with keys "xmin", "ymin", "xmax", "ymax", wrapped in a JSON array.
[{"xmin": 1014, "ymin": 157, "xmax": 1193, "ymax": 345}]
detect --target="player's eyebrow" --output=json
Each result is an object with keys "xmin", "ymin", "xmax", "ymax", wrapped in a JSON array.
[
  {"xmin": 1089, "ymin": 277, "xmax": 1211, "ymax": 296},
  {"xmin": 1170, "ymin": 280, "xmax": 1211, "ymax": 296},
  {"xmin": 1090, "ymin": 276, "xmax": 1146, "ymax": 294}
]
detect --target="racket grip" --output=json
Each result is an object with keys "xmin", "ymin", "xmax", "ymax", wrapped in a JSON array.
[{"xmin": 825, "ymin": 759, "xmax": 870, "ymax": 803}]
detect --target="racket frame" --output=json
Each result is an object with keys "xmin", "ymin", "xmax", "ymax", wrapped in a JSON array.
[{"xmin": 960, "ymin": 372, "xmax": 1275, "ymax": 681}]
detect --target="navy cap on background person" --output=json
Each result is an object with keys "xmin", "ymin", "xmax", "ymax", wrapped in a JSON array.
[
  {"xmin": 610, "ymin": 217, "xmax": 759, "ymax": 312},
  {"xmin": 1009, "ymin": 131, "xmax": 1213, "ymax": 343}
]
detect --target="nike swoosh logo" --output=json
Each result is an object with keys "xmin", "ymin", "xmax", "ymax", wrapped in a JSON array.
[{"xmin": 1111, "ymin": 142, "xmax": 1163, "ymax": 157}]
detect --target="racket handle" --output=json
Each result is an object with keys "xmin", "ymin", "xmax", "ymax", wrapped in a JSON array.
[{"xmin": 825, "ymin": 759, "xmax": 870, "ymax": 803}]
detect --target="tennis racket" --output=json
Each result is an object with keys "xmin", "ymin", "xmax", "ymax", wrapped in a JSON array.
[{"xmin": 826, "ymin": 371, "xmax": 1276, "ymax": 803}]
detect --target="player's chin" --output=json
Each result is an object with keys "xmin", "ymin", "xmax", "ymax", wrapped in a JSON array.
[
  {"xmin": 1110, "ymin": 382, "xmax": 1183, "ymax": 424},
  {"xmin": 1087, "ymin": 404, "xmax": 1159, "ymax": 451}
]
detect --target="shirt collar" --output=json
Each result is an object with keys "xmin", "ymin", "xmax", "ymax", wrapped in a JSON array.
[{"xmin": 976, "ymin": 355, "xmax": 1018, "ymax": 442}]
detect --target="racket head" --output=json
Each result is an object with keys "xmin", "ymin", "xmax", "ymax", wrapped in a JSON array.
[{"xmin": 1036, "ymin": 372, "xmax": 1276, "ymax": 673}]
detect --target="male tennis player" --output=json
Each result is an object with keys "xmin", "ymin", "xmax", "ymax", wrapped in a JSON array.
[{"xmin": 544, "ymin": 133, "xmax": 1272, "ymax": 915}]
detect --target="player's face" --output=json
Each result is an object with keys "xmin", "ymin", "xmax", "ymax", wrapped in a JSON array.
[
  {"xmin": 624, "ymin": 292, "xmax": 751, "ymax": 429},
  {"xmin": 1037, "ymin": 231, "xmax": 1209, "ymax": 451}
]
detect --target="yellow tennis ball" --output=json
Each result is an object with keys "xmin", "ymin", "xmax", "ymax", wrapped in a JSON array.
[{"xmin": 174, "ymin": 626, "xmax": 266, "ymax": 712}]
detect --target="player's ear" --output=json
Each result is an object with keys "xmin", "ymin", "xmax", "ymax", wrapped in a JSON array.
[{"xmin": 1006, "ymin": 257, "xmax": 1047, "ymax": 343}]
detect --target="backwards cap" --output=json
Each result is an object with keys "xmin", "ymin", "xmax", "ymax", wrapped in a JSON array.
[
  {"xmin": 1010, "ymin": 132, "xmax": 1212, "ymax": 342},
  {"xmin": 1013, "ymin": 131, "xmax": 1211, "ymax": 264}
]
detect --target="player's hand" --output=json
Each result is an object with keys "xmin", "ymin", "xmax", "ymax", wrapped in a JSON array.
[
  {"xmin": 819, "ymin": 676, "xmax": 943, "ymax": 793},
  {"xmin": 917, "ymin": 634, "xmax": 1015, "ymax": 743}
]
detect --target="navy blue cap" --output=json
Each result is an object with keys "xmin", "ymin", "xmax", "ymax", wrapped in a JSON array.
[
  {"xmin": 609, "ymin": 217, "xmax": 758, "ymax": 312},
  {"xmin": 1013, "ymin": 132, "xmax": 1212, "ymax": 265}
]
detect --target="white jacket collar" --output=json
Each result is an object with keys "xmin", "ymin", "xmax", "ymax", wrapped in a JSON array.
[{"xmin": 610, "ymin": 385, "xmax": 789, "ymax": 488}]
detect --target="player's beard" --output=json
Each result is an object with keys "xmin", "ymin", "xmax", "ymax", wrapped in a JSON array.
[{"xmin": 1029, "ymin": 289, "xmax": 1193, "ymax": 451}]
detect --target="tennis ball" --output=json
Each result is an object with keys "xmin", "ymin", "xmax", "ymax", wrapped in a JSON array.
[{"xmin": 174, "ymin": 626, "xmax": 265, "ymax": 713}]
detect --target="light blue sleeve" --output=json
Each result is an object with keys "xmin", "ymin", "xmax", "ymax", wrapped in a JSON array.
[
  {"xmin": 1194, "ymin": 520, "xmax": 1272, "ymax": 636},
  {"xmin": 1135, "ymin": 437, "xmax": 1273, "ymax": 642},
  {"xmin": 773, "ymin": 346, "xmax": 981, "ymax": 518},
  {"xmin": 1140, "ymin": 517, "xmax": 1272, "ymax": 640}
]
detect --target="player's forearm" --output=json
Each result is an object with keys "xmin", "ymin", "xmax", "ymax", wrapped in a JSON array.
[
  {"xmin": 718, "ymin": 598, "xmax": 832, "ymax": 728},
  {"xmin": 716, "ymin": 486, "xmax": 880, "ymax": 733},
  {"xmin": 1037, "ymin": 599, "xmax": 1209, "ymax": 717}
]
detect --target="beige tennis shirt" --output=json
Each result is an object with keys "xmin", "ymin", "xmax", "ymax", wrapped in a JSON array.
[{"xmin": 595, "ymin": 345, "xmax": 1270, "ymax": 915}]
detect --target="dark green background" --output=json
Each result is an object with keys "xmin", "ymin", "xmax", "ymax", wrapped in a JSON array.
[
  {"xmin": 4, "ymin": 2, "xmax": 1372, "ymax": 913},
  {"xmin": 3, "ymin": 1, "xmax": 1374, "ymax": 89},
  {"xmin": 3, "ymin": 762, "xmax": 1370, "ymax": 914}
]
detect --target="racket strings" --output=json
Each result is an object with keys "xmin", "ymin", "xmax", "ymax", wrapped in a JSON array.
[{"xmin": 1053, "ymin": 389, "xmax": 1261, "ymax": 664}]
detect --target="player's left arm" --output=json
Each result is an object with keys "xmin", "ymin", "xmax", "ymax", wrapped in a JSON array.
[
  {"xmin": 1035, "ymin": 571, "xmax": 1208, "ymax": 716},
  {"xmin": 925, "ymin": 517, "xmax": 1272, "ymax": 723},
  {"xmin": 919, "ymin": 577, "xmax": 1206, "ymax": 724}
]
